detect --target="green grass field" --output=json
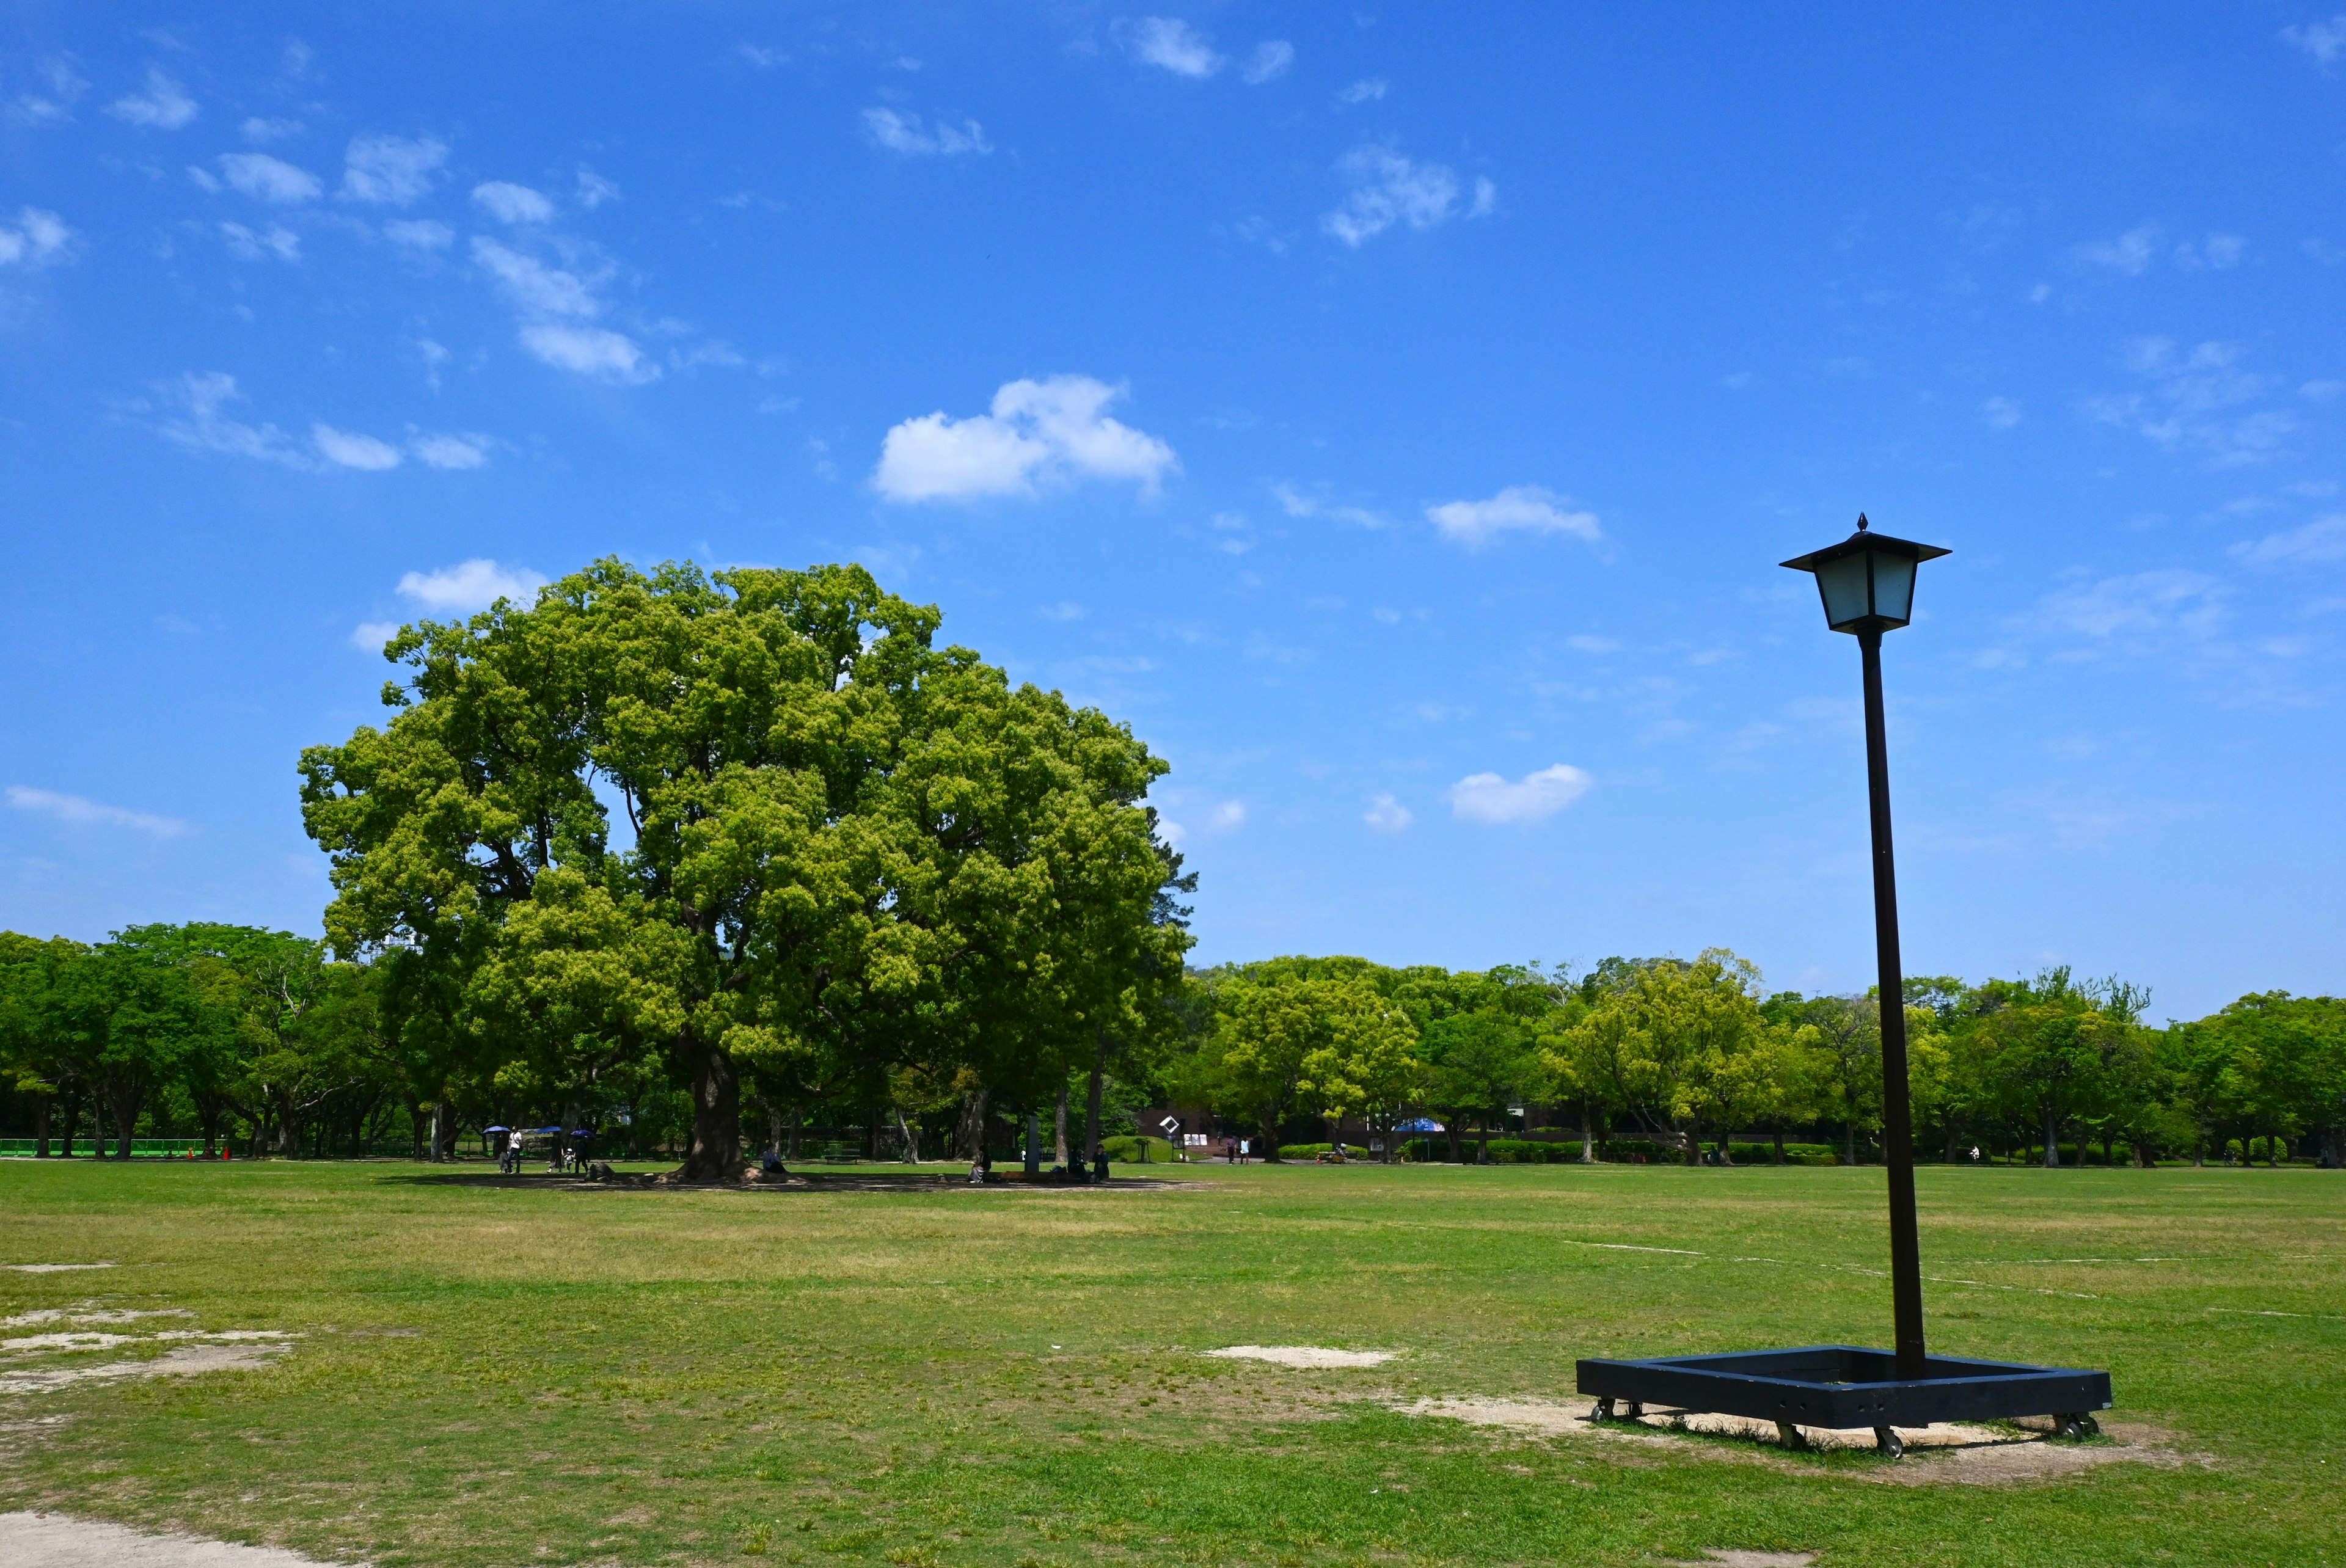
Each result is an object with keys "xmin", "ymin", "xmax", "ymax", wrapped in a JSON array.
[{"xmin": 1, "ymin": 1159, "xmax": 2339, "ymax": 1567}]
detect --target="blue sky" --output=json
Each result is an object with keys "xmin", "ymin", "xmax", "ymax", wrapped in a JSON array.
[{"xmin": 5, "ymin": 5, "xmax": 2345, "ymax": 1021}]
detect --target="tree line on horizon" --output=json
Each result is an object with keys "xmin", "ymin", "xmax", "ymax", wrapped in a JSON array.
[{"xmin": 1, "ymin": 557, "xmax": 2340, "ymax": 1171}]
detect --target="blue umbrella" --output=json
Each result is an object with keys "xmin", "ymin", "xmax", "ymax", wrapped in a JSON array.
[{"xmin": 484, "ymin": 1126, "xmax": 512, "ymax": 1134}]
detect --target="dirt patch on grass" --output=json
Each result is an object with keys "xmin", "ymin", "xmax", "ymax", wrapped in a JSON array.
[
  {"xmin": 1204, "ymin": 1345, "xmax": 1397, "ymax": 1368},
  {"xmin": 0, "ymin": 1342, "xmax": 292, "ymax": 1397},
  {"xmin": 0, "ymin": 1511, "xmax": 343, "ymax": 1567},
  {"xmin": 1396, "ymin": 1397, "xmax": 2201, "ymax": 1484}
]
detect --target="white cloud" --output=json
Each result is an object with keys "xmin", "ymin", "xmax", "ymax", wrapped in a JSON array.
[
  {"xmin": 472, "ymin": 180, "xmax": 554, "ymax": 223},
  {"xmin": 519, "ymin": 323, "xmax": 658, "ymax": 382},
  {"xmin": 861, "ymin": 107, "xmax": 990, "ymax": 156},
  {"xmin": 396, "ymin": 559, "xmax": 548, "ymax": 613},
  {"xmin": 737, "ymin": 43, "xmax": 788, "ymax": 68},
  {"xmin": 0, "ymin": 208, "xmax": 71, "ymax": 269},
  {"xmin": 1240, "ymin": 41, "xmax": 1294, "ymax": 84},
  {"xmin": 350, "ymin": 621, "xmax": 400, "ymax": 651},
  {"xmin": 341, "ymin": 135, "xmax": 446, "ymax": 205},
  {"xmin": 214, "ymin": 152, "xmax": 320, "ymax": 203},
  {"xmin": 1982, "ymin": 395, "xmax": 2022, "ymax": 429},
  {"xmin": 2232, "ymin": 514, "xmax": 2346, "ymax": 567},
  {"xmin": 6, "ymin": 786, "xmax": 188, "ymax": 837},
  {"xmin": 106, "ymin": 67, "xmax": 197, "ymax": 129},
  {"xmin": 410, "ymin": 432, "xmax": 489, "ymax": 469},
  {"xmin": 1207, "ymin": 801, "xmax": 1246, "ymax": 831},
  {"xmin": 219, "ymin": 221, "xmax": 300, "ymax": 261},
  {"xmin": 875, "ymin": 375, "xmax": 1177, "ymax": 501},
  {"xmin": 1323, "ymin": 146, "xmax": 1490, "ymax": 245},
  {"xmin": 1447, "ymin": 764, "xmax": 1593, "ymax": 825},
  {"xmin": 1336, "ymin": 77, "xmax": 1387, "ymax": 104},
  {"xmin": 2303, "ymin": 379, "xmax": 2344, "ymax": 401},
  {"xmin": 576, "ymin": 168, "xmax": 619, "ymax": 208},
  {"xmin": 2283, "ymin": 15, "xmax": 2346, "ymax": 64},
  {"xmin": 241, "ymin": 115, "xmax": 301, "ymax": 142},
  {"xmin": 472, "ymin": 237, "xmax": 597, "ymax": 316},
  {"xmin": 1122, "ymin": 18, "xmax": 1224, "ymax": 77},
  {"xmin": 313, "ymin": 423, "xmax": 402, "ymax": 470},
  {"xmin": 158, "ymin": 372, "xmax": 303, "ymax": 465},
  {"xmin": 2073, "ymin": 225, "xmax": 2157, "ymax": 275},
  {"xmin": 384, "ymin": 219, "xmax": 453, "ymax": 250},
  {"xmin": 1364, "ymin": 793, "xmax": 1412, "ymax": 832},
  {"xmin": 1566, "ymin": 634, "xmax": 1621, "ymax": 654},
  {"xmin": 1427, "ymin": 485, "xmax": 1601, "ymax": 547}
]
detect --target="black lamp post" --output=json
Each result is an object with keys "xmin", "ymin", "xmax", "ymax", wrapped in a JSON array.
[
  {"xmin": 1574, "ymin": 514, "xmax": 2112, "ymax": 1460},
  {"xmin": 1776, "ymin": 513, "xmax": 1948, "ymax": 1381}
]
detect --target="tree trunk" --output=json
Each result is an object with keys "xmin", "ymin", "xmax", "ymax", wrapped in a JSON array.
[
  {"xmin": 1085, "ymin": 1027, "xmax": 1109, "ymax": 1163},
  {"xmin": 959, "ymin": 1087, "xmax": 991, "ymax": 1162},
  {"xmin": 1684, "ymin": 1110, "xmax": 1700, "ymax": 1167},
  {"xmin": 1844, "ymin": 1118, "xmax": 1856, "ymax": 1168},
  {"xmin": 785, "ymin": 1107, "xmax": 802, "ymax": 1161},
  {"xmin": 1025, "ymin": 1112, "xmax": 1042, "ymax": 1175},
  {"xmin": 1476, "ymin": 1115, "xmax": 1490, "ymax": 1165},
  {"xmin": 109, "ymin": 1078, "xmax": 144, "ymax": 1161},
  {"xmin": 1943, "ymin": 1117, "xmax": 1960, "ymax": 1164},
  {"xmin": 677, "ymin": 1038, "xmax": 745, "ymax": 1181},
  {"xmin": 895, "ymin": 1106, "xmax": 922, "ymax": 1164},
  {"xmin": 1580, "ymin": 1099, "xmax": 1596, "ymax": 1164},
  {"xmin": 34, "ymin": 1094, "xmax": 49, "ymax": 1158},
  {"xmin": 1054, "ymin": 1084, "xmax": 1070, "ymax": 1165},
  {"xmin": 1444, "ymin": 1120, "xmax": 1461, "ymax": 1164},
  {"xmin": 2042, "ymin": 1100, "xmax": 2061, "ymax": 1168},
  {"xmin": 1775, "ymin": 1121, "xmax": 1788, "ymax": 1164}
]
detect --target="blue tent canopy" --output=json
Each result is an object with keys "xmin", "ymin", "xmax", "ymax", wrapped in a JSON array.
[
  {"xmin": 483, "ymin": 1126, "xmax": 512, "ymax": 1134},
  {"xmin": 1395, "ymin": 1117, "xmax": 1445, "ymax": 1133}
]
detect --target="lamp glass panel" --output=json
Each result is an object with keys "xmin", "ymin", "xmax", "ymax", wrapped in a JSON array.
[
  {"xmin": 1814, "ymin": 553, "xmax": 1873, "ymax": 629},
  {"xmin": 1871, "ymin": 553, "xmax": 1918, "ymax": 625}
]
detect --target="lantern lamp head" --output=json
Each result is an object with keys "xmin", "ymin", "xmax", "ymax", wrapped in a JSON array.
[{"xmin": 1780, "ymin": 514, "xmax": 1952, "ymax": 635}]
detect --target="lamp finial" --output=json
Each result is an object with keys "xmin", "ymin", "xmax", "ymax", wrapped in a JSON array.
[{"xmin": 1857, "ymin": 512, "xmax": 1870, "ymax": 531}]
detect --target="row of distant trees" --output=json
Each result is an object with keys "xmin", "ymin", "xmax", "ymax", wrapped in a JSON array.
[
  {"xmin": 5, "ymin": 927, "xmax": 2339, "ymax": 1170},
  {"xmin": 1168, "ymin": 951, "xmax": 2346, "ymax": 1169}
]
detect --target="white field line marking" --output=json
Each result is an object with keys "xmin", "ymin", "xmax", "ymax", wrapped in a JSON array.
[{"xmin": 2207, "ymin": 1307, "xmax": 2346, "ymax": 1322}]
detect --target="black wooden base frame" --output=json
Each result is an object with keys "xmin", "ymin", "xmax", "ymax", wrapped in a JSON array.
[{"xmin": 1576, "ymin": 1345, "xmax": 2114, "ymax": 1459}]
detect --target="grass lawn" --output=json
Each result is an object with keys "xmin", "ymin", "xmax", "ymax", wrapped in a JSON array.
[{"xmin": 0, "ymin": 1158, "xmax": 2339, "ymax": 1567}]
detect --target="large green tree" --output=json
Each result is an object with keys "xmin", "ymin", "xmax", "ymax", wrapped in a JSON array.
[{"xmin": 301, "ymin": 558, "xmax": 1186, "ymax": 1180}]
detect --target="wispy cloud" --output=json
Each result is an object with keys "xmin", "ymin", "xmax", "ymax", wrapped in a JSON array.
[
  {"xmin": 1240, "ymin": 41, "xmax": 1294, "ymax": 84},
  {"xmin": 409, "ymin": 432, "xmax": 489, "ymax": 469},
  {"xmin": 0, "ymin": 208, "xmax": 72, "ymax": 269},
  {"xmin": 9, "ymin": 56, "xmax": 87, "ymax": 125},
  {"xmin": 1427, "ymin": 485, "xmax": 1601, "ymax": 548},
  {"xmin": 875, "ymin": 375, "xmax": 1177, "ymax": 501},
  {"xmin": 241, "ymin": 115, "xmax": 300, "ymax": 142},
  {"xmin": 7, "ymin": 786, "xmax": 188, "ymax": 837},
  {"xmin": 472, "ymin": 181, "xmax": 554, "ymax": 223},
  {"xmin": 2082, "ymin": 338, "xmax": 2293, "ymax": 466},
  {"xmin": 313, "ymin": 423, "xmax": 402, "ymax": 470},
  {"xmin": 1982, "ymin": 395, "xmax": 2022, "ymax": 429},
  {"xmin": 1364, "ymin": 792, "xmax": 1413, "ymax": 832},
  {"xmin": 384, "ymin": 219, "xmax": 453, "ymax": 250},
  {"xmin": 1323, "ymin": 146, "xmax": 1494, "ymax": 245},
  {"xmin": 157, "ymin": 372, "xmax": 303, "ymax": 465},
  {"xmin": 470, "ymin": 236, "xmax": 657, "ymax": 382},
  {"xmin": 861, "ymin": 107, "xmax": 991, "ymax": 156},
  {"xmin": 1336, "ymin": 78, "xmax": 1387, "ymax": 104},
  {"xmin": 106, "ymin": 67, "xmax": 197, "ymax": 129},
  {"xmin": 2232, "ymin": 514, "xmax": 2346, "ymax": 567},
  {"xmin": 202, "ymin": 153, "xmax": 320, "ymax": 203},
  {"xmin": 1271, "ymin": 483, "xmax": 1384, "ymax": 528},
  {"xmin": 2174, "ymin": 233, "xmax": 2246, "ymax": 271},
  {"xmin": 219, "ymin": 221, "xmax": 300, "ymax": 261},
  {"xmin": 2072, "ymin": 225, "xmax": 2157, "ymax": 275},
  {"xmin": 396, "ymin": 559, "xmax": 547, "ymax": 613},
  {"xmin": 340, "ymin": 135, "xmax": 446, "ymax": 205},
  {"xmin": 2282, "ymin": 15, "xmax": 2346, "ymax": 65},
  {"xmin": 1120, "ymin": 18, "xmax": 1224, "ymax": 78},
  {"xmin": 1447, "ymin": 764, "xmax": 1593, "ymax": 824}
]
